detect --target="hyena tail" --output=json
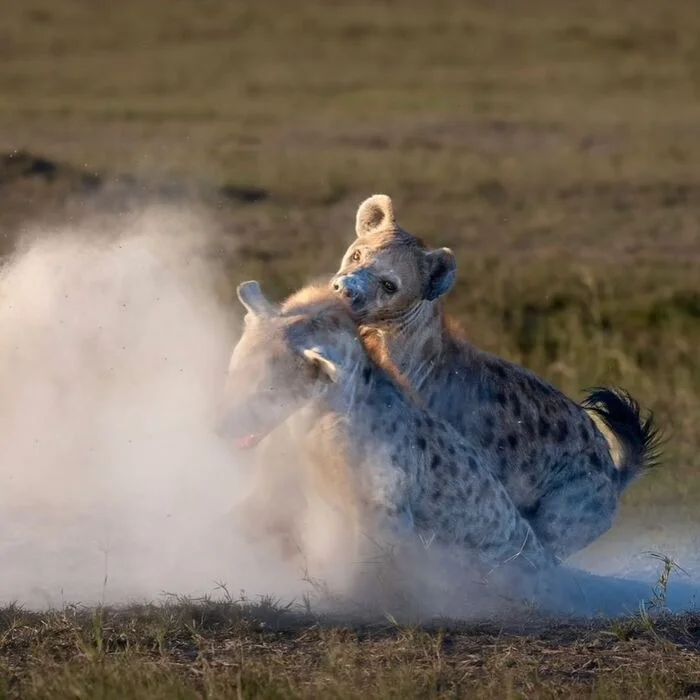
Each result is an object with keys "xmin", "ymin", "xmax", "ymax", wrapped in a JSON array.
[{"xmin": 581, "ymin": 387, "xmax": 664, "ymax": 492}]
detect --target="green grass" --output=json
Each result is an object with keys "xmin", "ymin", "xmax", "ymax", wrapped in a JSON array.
[{"xmin": 1, "ymin": 1, "xmax": 700, "ymax": 695}]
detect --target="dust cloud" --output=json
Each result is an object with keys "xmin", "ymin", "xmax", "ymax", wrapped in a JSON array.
[
  {"xmin": 0, "ymin": 208, "xmax": 321, "ymax": 609},
  {"xmin": 0, "ymin": 207, "xmax": 698, "ymax": 620}
]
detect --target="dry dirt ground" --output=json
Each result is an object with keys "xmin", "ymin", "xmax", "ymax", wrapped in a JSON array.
[{"xmin": 1, "ymin": 1, "xmax": 700, "ymax": 697}]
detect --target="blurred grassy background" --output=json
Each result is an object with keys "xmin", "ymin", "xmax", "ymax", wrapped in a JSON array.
[{"xmin": 0, "ymin": 0, "xmax": 699, "ymax": 525}]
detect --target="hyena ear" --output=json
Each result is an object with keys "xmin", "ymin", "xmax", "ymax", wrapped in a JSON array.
[
  {"xmin": 236, "ymin": 280, "xmax": 278, "ymax": 318},
  {"xmin": 302, "ymin": 347, "xmax": 341, "ymax": 383},
  {"xmin": 424, "ymin": 247, "xmax": 457, "ymax": 301},
  {"xmin": 355, "ymin": 194, "xmax": 396, "ymax": 238}
]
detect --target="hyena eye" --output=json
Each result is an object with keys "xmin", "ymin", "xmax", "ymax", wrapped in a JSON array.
[
  {"xmin": 350, "ymin": 250, "xmax": 361, "ymax": 262},
  {"xmin": 381, "ymin": 280, "xmax": 397, "ymax": 294}
]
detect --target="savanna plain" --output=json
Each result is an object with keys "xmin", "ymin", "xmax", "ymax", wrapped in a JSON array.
[{"xmin": 1, "ymin": 1, "xmax": 700, "ymax": 697}]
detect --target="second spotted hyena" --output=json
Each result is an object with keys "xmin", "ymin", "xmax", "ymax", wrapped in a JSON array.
[
  {"xmin": 331, "ymin": 194, "xmax": 662, "ymax": 561},
  {"xmin": 217, "ymin": 281, "xmax": 558, "ymax": 587}
]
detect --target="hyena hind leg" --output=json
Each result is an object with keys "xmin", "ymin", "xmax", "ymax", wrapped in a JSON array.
[{"xmin": 526, "ymin": 476, "xmax": 618, "ymax": 561}]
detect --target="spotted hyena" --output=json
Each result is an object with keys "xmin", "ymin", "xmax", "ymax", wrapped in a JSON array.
[
  {"xmin": 217, "ymin": 281, "xmax": 558, "ymax": 589},
  {"xmin": 330, "ymin": 194, "xmax": 662, "ymax": 561}
]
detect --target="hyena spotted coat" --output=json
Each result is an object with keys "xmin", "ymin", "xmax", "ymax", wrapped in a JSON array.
[
  {"xmin": 330, "ymin": 194, "xmax": 661, "ymax": 561},
  {"xmin": 218, "ymin": 281, "xmax": 558, "ymax": 586}
]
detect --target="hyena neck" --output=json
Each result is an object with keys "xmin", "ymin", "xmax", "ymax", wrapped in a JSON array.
[
  {"xmin": 381, "ymin": 300, "xmax": 448, "ymax": 390},
  {"xmin": 323, "ymin": 349, "xmax": 405, "ymax": 421}
]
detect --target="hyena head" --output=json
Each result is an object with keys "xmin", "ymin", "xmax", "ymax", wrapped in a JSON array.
[
  {"xmin": 217, "ymin": 281, "xmax": 361, "ymax": 449},
  {"xmin": 330, "ymin": 194, "xmax": 457, "ymax": 327}
]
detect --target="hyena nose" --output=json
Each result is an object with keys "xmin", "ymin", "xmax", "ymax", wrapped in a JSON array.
[{"xmin": 333, "ymin": 276, "xmax": 362, "ymax": 303}]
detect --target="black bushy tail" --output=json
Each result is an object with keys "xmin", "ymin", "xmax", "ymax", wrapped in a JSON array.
[{"xmin": 581, "ymin": 387, "xmax": 664, "ymax": 492}]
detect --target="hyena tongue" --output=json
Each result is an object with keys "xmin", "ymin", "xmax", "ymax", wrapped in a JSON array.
[{"xmin": 235, "ymin": 434, "xmax": 262, "ymax": 450}]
